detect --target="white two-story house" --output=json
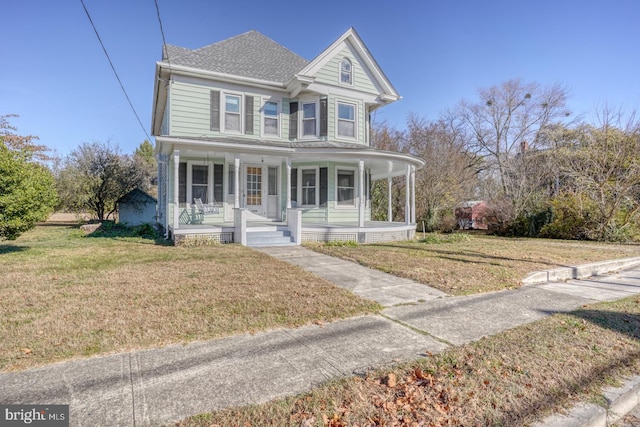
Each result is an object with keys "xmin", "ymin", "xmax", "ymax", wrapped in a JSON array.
[{"xmin": 152, "ymin": 28, "xmax": 424, "ymax": 245}]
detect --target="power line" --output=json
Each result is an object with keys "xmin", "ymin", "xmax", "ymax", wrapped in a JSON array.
[
  {"xmin": 154, "ymin": 0, "xmax": 171, "ymax": 70},
  {"xmin": 79, "ymin": 0, "xmax": 152, "ymax": 142}
]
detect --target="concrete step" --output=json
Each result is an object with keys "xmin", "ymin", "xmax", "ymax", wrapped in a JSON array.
[{"xmin": 246, "ymin": 230, "xmax": 294, "ymax": 247}]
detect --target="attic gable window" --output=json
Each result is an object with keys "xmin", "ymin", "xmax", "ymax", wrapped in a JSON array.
[{"xmin": 340, "ymin": 58, "xmax": 352, "ymax": 85}]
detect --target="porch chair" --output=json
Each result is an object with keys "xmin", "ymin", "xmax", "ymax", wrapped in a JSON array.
[{"xmin": 194, "ymin": 198, "xmax": 219, "ymax": 215}]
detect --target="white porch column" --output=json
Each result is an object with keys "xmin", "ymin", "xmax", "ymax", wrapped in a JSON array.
[
  {"xmin": 173, "ymin": 150, "xmax": 180, "ymax": 231},
  {"xmin": 411, "ymin": 166, "xmax": 416, "ymax": 224},
  {"xmin": 234, "ymin": 156, "xmax": 240, "ymax": 208},
  {"xmin": 358, "ymin": 160, "xmax": 365, "ymax": 227},
  {"xmin": 387, "ymin": 177, "xmax": 393, "ymax": 222},
  {"xmin": 405, "ymin": 164, "xmax": 411, "ymax": 225},
  {"xmin": 286, "ymin": 158, "xmax": 292, "ymax": 209}
]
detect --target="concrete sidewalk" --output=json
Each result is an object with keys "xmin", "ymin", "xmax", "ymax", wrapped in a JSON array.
[{"xmin": 1, "ymin": 252, "xmax": 640, "ymax": 426}]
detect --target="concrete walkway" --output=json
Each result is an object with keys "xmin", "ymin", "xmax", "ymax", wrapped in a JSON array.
[
  {"xmin": 257, "ymin": 245, "xmax": 447, "ymax": 306},
  {"xmin": 1, "ymin": 251, "xmax": 640, "ymax": 426}
]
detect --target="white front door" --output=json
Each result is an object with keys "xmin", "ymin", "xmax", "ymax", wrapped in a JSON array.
[{"xmin": 244, "ymin": 165, "xmax": 264, "ymax": 215}]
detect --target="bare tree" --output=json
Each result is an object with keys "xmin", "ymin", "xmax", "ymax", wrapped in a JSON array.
[
  {"xmin": 556, "ymin": 109, "xmax": 640, "ymax": 240},
  {"xmin": 370, "ymin": 122, "xmax": 407, "ymax": 221},
  {"xmin": 455, "ymin": 79, "xmax": 571, "ymax": 220},
  {"xmin": 405, "ymin": 115, "xmax": 481, "ymax": 230}
]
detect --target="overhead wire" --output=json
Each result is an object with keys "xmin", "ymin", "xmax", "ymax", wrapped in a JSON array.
[
  {"xmin": 79, "ymin": 0, "xmax": 152, "ymax": 142},
  {"xmin": 154, "ymin": 0, "xmax": 171, "ymax": 71}
]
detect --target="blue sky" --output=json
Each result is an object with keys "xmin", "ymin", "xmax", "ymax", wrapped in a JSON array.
[{"xmin": 2, "ymin": 0, "xmax": 639, "ymax": 157}]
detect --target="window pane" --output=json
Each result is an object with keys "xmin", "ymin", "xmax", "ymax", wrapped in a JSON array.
[
  {"xmin": 228, "ymin": 166, "xmax": 235, "ymax": 195},
  {"xmin": 192, "ymin": 165, "xmax": 208, "ymax": 184},
  {"xmin": 225, "ymin": 114, "xmax": 240, "ymax": 131},
  {"xmin": 264, "ymin": 117, "xmax": 278, "ymax": 135},
  {"xmin": 225, "ymin": 95, "xmax": 240, "ymax": 113},
  {"xmin": 303, "ymin": 103, "xmax": 316, "ymax": 119},
  {"xmin": 268, "ymin": 167, "xmax": 277, "ymax": 196},
  {"xmin": 338, "ymin": 188, "xmax": 354, "ymax": 205},
  {"xmin": 302, "ymin": 188, "xmax": 315, "ymax": 205},
  {"xmin": 338, "ymin": 104, "xmax": 354, "ymax": 120},
  {"xmin": 264, "ymin": 101, "xmax": 277, "ymax": 116},
  {"xmin": 192, "ymin": 185, "xmax": 207, "ymax": 203},
  {"xmin": 214, "ymin": 164, "xmax": 223, "ymax": 202},
  {"xmin": 303, "ymin": 119, "xmax": 316, "ymax": 136},
  {"xmin": 341, "ymin": 59, "xmax": 352, "ymax": 84},
  {"xmin": 338, "ymin": 120, "xmax": 355, "ymax": 138},
  {"xmin": 302, "ymin": 170, "xmax": 316, "ymax": 186},
  {"xmin": 338, "ymin": 171, "xmax": 354, "ymax": 187}
]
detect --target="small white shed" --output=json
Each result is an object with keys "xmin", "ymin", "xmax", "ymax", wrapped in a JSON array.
[{"xmin": 117, "ymin": 188, "xmax": 157, "ymax": 226}]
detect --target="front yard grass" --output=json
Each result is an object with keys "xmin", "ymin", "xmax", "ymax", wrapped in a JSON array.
[
  {"xmin": 0, "ymin": 223, "xmax": 380, "ymax": 372},
  {"xmin": 308, "ymin": 233, "xmax": 640, "ymax": 295},
  {"xmin": 178, "ymin": 296, "xmax": 640, "ymax": 426}
]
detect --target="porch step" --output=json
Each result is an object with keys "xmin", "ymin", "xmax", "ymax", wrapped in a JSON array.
[{"xmin": 246, "ymin": 230, "xmax": 294, "ymax": 247}]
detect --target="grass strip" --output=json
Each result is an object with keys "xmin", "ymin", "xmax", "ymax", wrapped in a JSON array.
[
  {"xmin": 308, "ymin": 233, "xmax": 640, "ymax": 295},
  {"xmin": 0, "ymin": 224, "xmax": 380, "ymax": 371},
  {"xmin": 177, "ymin": 296, "xmax": 640, "ymax": 426}
]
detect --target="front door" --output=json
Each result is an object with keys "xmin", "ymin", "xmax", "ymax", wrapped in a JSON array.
[{"xmin": 244, "ymin": 165, "xmax": 263, "ymax": 215}]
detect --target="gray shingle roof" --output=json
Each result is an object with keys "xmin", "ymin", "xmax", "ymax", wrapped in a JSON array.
[
  {"xmin": 163, "ymin": 44, "xmax": 193, "ymax": 61},
  {"xmin": 164, "ymin": 31, "xmax": 309, "ymax": 83}
]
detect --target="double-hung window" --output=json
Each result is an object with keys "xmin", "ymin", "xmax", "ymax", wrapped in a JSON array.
[
  {"xmin": 336, "ymin": 169, "xmax": 356, "ymax": 206},
  {"xmin": 263, "ymin": 101, "xmax": 279, "ymax": 136},
  {"xmin": 337, "ymin": 102, "xmax": 356, "ymax": 139},
  {"xmin": 302, "ymin": 102, "xmax": 317, "ymax": 137},
  {"xmin": 191, "ymin": 164, "xmax": 209, "ymax": 203},
  {"xmin": 301, "ymin": 169, "xmax": 317, "ymax": 206},
  {"xmin": 224, "ymin": 94, "xmax": 241, "ymax": 132},
  {"xmin": 340, "ymin": 58, "xmax": 352, "ymax": 85}
]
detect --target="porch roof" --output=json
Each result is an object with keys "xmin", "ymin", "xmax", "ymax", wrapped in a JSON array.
[{"xmin": 156, "ymin": 135, "xmax": 424, "ymax": 179}]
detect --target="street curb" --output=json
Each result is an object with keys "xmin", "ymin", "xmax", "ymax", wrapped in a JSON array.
[
  {"xmin": 522, "ymin": 257, "xmax": 640, "ymax": 285},
  {"xmin": 535, "ymin": 376, "xmax": 640, "ymax": 426}
]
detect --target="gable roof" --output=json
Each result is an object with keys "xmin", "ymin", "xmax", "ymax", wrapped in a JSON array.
[
  {"xmin": 294, "ymin": 27, "xmax": 399, "ymax": 101},
  {"xmin": 162, "ymin": 31, "xmax": 309, "ymax": 84},
  {"xmin": 117, "ymin": 188, "xmax": 157, "ymax": 205}
]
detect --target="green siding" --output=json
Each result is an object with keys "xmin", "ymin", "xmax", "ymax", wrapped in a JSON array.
[
  {"xmin": 170, "ymin": 81, "xmax": 284, "ymax": 141},
  {"xmin": 277, "ymin": 161, "xmax": 370, "ymax": 224},
  {"xmin": 314, "ymin": 46, "xmax": 380, "ymax": 94}
]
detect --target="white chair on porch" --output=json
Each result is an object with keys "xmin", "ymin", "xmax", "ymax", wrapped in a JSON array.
[{"xmin": 194, "ymin": 198, "xmax": 219, "ymax": 215}]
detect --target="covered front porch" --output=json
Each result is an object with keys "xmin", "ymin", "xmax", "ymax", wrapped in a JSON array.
[{"xmin": 157, "ymin": 136, "xmax": 424, "ymax": 246}]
